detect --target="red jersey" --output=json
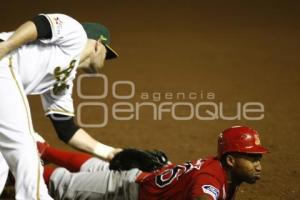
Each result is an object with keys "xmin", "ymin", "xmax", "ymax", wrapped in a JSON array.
[{"xmin": 137, "ymin": 157, "xmax": 237, "ymax": 200}]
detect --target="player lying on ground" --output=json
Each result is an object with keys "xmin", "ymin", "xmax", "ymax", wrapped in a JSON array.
[{"xmin": 35, "ymin": 126, "xmax": 268, "ymax": 200}]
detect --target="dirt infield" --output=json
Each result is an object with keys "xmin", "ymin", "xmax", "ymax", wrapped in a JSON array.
[{"xmin": 1, "ymin": 1, "xmax": 300, "ymax": 199}]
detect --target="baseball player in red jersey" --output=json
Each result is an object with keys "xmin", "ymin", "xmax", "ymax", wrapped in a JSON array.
[
  {"xmin": 138, "ymin": 126, "xmax": 268, "ymax": 200},
  {"xmin": 31, "ymin": 126, "xmax": 268, "ymax": 200}
]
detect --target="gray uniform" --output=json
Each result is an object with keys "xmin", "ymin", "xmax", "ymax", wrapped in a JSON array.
[{"xmin": 49, "ymin": 158, "xmax": 141, "ymax": 200}]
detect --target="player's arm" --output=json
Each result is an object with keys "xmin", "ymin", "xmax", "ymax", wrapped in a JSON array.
[
  {"xmin": 192, "ymin": 173, "xmax": 222, "ymax": 200},
  {"xmin": 68, "ymin": 128, "xmax": 121, "ymax": 160},
  {"xmin": 0, "ymin": 15, "xmax": 51, "ymax": 60},
  {"xmin": 0, "ymin": 21, "xmax": 37, "ymax": 59},
  {"xmin": 49, "ymin": 114, "xmax": 120, "ymax": 160}
]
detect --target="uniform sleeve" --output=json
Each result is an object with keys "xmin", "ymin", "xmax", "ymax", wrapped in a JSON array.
[
  {"xmin": 41, "ymin": 82, "xmax": 75, "ymax": 116},
  {"xmin": 38, "ymin": 13, "xmax": 87, "ymax": 55},
  {"xmin": 192, "ymin": 173, "xmax": 222, "ymax": 200}
]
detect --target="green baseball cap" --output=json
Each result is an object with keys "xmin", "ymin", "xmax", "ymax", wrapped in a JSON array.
[{"xmin": 82, "ymin": 22, "xmax": 119, "ymax": 59}]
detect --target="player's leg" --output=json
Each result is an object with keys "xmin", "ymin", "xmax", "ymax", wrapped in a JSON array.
[
  {"xmin": 39, "ymin": 143, "xmax": 141, "ymax": 199},
  {"xmin": 0, "ymin": 57, "xmax": 52, "ymax": 200},
  {"xmin": 43, "ymin": 166, "xmax": 55, "ymax": 186},
  {"xmin": 37, "ymin": 142, "xmax": 92, "ymax": 172},
  {"xmin": 45, "ymin": 166, "xmax": 140, "ymax": 199},
  {"xmin": 38, "ymin": 141, "xmax": 110, "ymax": 173},
  {"xmin": 43, "ymin": 165, "xmax": 112, "ymax": 199}
]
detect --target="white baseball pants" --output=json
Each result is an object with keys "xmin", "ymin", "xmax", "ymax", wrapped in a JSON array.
[{"xmin": 0, "ymin": 55, "xmax": 52, "ymax": 200}]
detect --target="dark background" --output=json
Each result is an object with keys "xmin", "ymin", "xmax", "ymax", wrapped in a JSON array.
[{"xmin": 1, "ymin": 1, "xmax": 300, "ymax": 199}]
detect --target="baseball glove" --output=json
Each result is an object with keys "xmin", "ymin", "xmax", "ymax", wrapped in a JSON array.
[{"xmin": 109, "ymin": 148, "xmax": 168, "ymax": 172}]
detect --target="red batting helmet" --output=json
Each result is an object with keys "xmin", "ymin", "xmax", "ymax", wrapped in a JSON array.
[{"xmin": 217, "ymin": 126, "xmax": 268, "ymax": 158}]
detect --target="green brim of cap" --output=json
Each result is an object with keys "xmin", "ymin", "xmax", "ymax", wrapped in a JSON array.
[
  {"xmin": 81, "ymin": 22, "xmax": 119, "ymax": 59},
  {"xmin": 104, "ymin": 44, "xmax": 119, "ymax": 60}
]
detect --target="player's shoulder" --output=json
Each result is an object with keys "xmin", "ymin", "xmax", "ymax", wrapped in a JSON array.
[
  {"xmin": 40, "ymin": 13, "xmax": 84, "ymax": 33},
  {"xmin": 40, "ymin": 13, "xmax": 78, "ymax": 23},
  {"xmin": 192, "ymin": 156, "xmax": 221, "ymax": 168},
  {"xmin": 192, "ymin": 156, "xmax": 226, "ymax": 181},
  {"xmin": 38, "ymin": 13, "xmax": 87, "ymax": 51}
]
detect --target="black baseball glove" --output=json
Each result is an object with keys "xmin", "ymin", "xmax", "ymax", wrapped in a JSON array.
[{"xmin": 109, "ymin": 148, "xmax": 169, "ymax": 172}]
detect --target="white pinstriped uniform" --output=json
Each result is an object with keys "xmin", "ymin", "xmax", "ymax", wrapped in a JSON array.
[{"xmin": 0, "ymin": 14, "xmax": 87, "ymax": 199}]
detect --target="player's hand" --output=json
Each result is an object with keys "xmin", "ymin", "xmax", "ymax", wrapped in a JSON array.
[{"xmin": 89, "ymin": 41, "xmax": 106, "ymax": 73}]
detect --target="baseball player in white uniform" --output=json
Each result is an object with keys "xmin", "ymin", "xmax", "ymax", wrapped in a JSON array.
[{"xmin": 0, "ymin": 13, "xmax": 119, "ymax": 199}]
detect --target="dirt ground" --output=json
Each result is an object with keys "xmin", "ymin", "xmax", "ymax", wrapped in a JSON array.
[{"xmin": 1, "ymin": 1, "xmax": 300, "ymax": 199}]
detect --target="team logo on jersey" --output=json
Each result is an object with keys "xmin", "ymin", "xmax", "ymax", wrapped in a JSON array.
[
  {"xmin": 52, "ymin": 59, "xmax": 76, "ymax": 95},
  {"xmin": 54, "ymin": 17, "xmax": 62, "ymax": 25},
  {"xmin": 99, "ymin": 35, "xmax": 108, "ymax": 43},
  {"xmin": 155, "ymin": 160, "xmax": 204, "ymax": 188},
  {"xmin": 202, "ymin": 185, "xmax": 219, "ymax": 200},
  {"xmin": 53, "ymin": 16, "xmax": 63, "ymax": 35}
]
